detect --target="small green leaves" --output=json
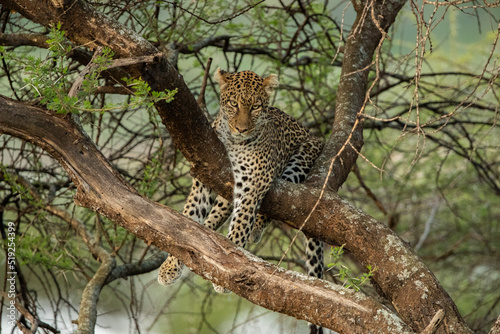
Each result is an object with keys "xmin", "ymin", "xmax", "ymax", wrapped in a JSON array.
[
  {"xmin": 14, "ymin": 234, "xmax": 74, "ymax": 270},
  {"xmin": 46, "ymin": 22, "xmax": 70, "ymax": 56},
  {"xmin": 123, "ymin": 77, "xmax": 178, "ymax": 109},
  {"xmin": 1, "ymin": 23, "xmax": 176, "ymax": 116},
  {"xmin": 327, "ymin": 245, "xmax": 377, "ymax": 292}
]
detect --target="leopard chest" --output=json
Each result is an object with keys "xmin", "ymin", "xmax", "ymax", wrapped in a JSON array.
[{"xmin": 225, "ymin": 134, "xmax": 294, "ymax": 188}]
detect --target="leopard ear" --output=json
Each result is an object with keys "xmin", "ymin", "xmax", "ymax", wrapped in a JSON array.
[
  {"xmin": 263, "ymin": 74, "xmax": 279, "ymax": 96},
  {"xmin": 214, "ymin": 67, "xmax": 229, "ymax": 90}
]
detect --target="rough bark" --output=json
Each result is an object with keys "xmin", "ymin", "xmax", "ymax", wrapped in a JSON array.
[
  {"xmin": 0, "ymin": 97, "xmax": 471, "ymax": 334},
  {"xmin": 260, "ymin": 181, "xmax": 467, "ymax": 332},
  {"xmin": 0, "ymin": 0, "xmax": 474, "ymax": 333},
  {"xmin": 75, "ymin": 253, "xmax": 115, "ymax": 334},
  {"xmin": 306, "ymin": 0, "xmax": 403, "ymax": 190},
  {"xmin": 0, "ymin": 97, "xmax": 414, "ymax": 334}
]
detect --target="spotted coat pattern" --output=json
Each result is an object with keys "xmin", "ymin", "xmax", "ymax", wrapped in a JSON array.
[{"xmin": 158, "ymin": 68, "xmax": 324, "ymax": 296}]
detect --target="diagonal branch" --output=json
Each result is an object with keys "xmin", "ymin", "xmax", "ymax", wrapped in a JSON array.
[
  {"xmin": 307, "ymin": 0, "xmax": 407, "ymax": 191},
  {"xmin": 0, "ymin": 96, "xmax": 415, "ymax": 333}
]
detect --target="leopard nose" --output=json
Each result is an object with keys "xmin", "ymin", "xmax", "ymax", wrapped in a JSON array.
[{"xmin": 235, "ymin": 125, "xmax": 248, "ymax": 133}]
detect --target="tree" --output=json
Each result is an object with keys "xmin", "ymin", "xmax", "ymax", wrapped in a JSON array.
[{"xmin": 0, "ymin": 0, "xmax": 499, "ymax": 333}]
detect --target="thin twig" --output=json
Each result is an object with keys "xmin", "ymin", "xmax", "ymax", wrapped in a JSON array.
[
  {"xmin": 414, "ymin": 199, "xmax": 442, "ymax": 252},
  {"xmin": 163, "ymin": 0, "xmax": 266, "ymax": 25},
  {"xmin": 68, "ymin": 46, "xmax": 103, "ymax": 98},
  {"xmin": 352, "ymin": 164, "xmax": 387, "ymax": 215},
  {"xmin": 0, "ymin": 291, "xmax": 60, "ymax": 334},
  {"xmin": 197, "ymin": 57, "xmax": 213, "ymax": 120}
]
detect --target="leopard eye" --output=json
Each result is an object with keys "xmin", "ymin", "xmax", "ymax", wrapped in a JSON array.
[
  {"xmin": 228, "ymin": 100, "xmax": 238, "ymax": 108},
  {"xmin": 251, "ymin": 104, "xmax": 261, "ymax": 111}
]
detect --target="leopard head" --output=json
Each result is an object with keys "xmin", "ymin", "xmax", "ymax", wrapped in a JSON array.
[{"xmin": 214, "ymin": 67, "xmax": 279, "ymax": 137}]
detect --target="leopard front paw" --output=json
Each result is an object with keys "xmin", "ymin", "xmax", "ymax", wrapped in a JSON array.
[{"xmin": 157, "ymin": 256, "xmax": 184, "ymax": 286}]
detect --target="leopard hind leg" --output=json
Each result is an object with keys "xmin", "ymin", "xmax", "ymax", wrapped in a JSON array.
[
  {"xmin": 201, "ymin": 194, "xmax": 234, "ymax": 294},
  {"xmin": 306, "ymin": 237, "xmax": 324, "ymax": 334},
  {"xmin": 158, "ymin": 178, "xmax": 215, "ymax": 286},
  {"xmin": 281, "ymin": 140, "xmax": 325, "ymax": 334}
]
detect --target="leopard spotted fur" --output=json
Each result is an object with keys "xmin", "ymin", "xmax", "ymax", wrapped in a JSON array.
[{"xmin": 158, "ymin": 69, "xmax": 324, "ymax": 306}]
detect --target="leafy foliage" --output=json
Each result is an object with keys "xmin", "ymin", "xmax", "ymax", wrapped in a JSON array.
[
  {"xmin": 327, "ymin": 245, "xmax": 376, "ymax": 292},
  {"xmin": 1, "ymin": 24, "xmax": 177, "ymax": 116},
  {"xmin": 14, "ymin": 234, "xmax": 74, "ymax": 270}
]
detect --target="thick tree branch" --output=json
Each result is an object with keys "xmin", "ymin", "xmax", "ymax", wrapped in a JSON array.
[
  {"xmin": 306, "ymin": 0, "xmax": 407, "ymax": 191},
  {"xmin": 1, "ymin": 0, "xmax": 157, "ymax": 57},
  {"xmin": 0, "ymin": 97, "xmax": 415, "ymax": 333},
  {"xmin": 105, "ymin": 253, "xmax": 166, "ymax": 285}
]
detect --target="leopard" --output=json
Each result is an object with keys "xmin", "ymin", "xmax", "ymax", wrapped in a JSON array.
[{"xmin": 158, "ymin": 68, "xmax": 324, "ymax": 331}]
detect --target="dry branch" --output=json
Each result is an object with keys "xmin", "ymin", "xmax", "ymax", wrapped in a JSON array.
[
  {"xmin": 68, "ymin": 47, "xmax": 104, "ymax": 98},
  {"xmin": 420, "ymin": 309, "xmax": 445, "ymax": 334},
  {"xmin": 0, "ymin": 291, "xmax": 60, "ymax": 334}
]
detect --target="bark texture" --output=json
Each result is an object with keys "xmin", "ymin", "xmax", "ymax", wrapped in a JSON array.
[
  {"xmin": 0, "ymin": 0, "xmax": 474, "ymax": 333},
  {"xmin": 305, "ymin": 0, "xmax": 403, "ymax": 190},
  {"xmin": 0, "ymin": 97, "xmax": 414, "ymax": 333}
]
